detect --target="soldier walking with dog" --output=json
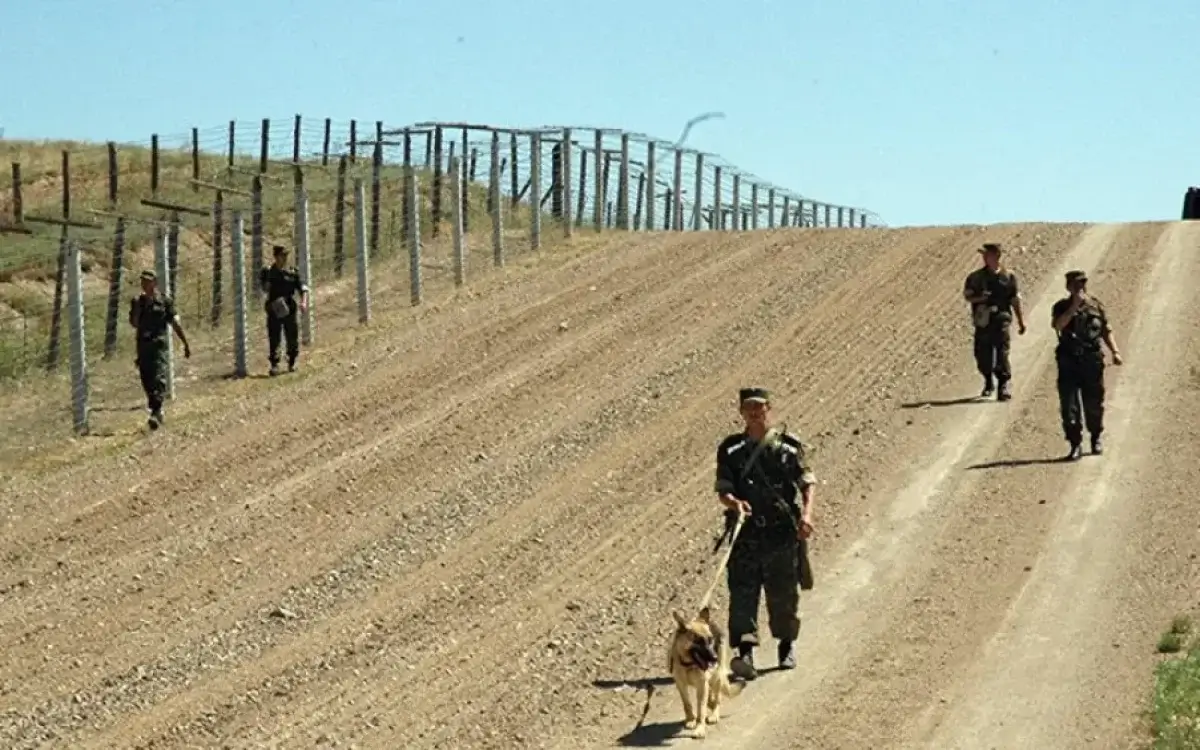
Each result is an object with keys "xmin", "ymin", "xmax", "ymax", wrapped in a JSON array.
[
  {"xmin": 1051, "ymin": 270, "xmax": 1123, "ymax": 461},
  {"xmin": 962, "ymin": 242, "xmax": 1027, "ymax": 400},
  {"xmin": 713, "ymin": 387, "xmax": 816, "ymax": 681},
  {"xmin": 258, "ymin": 244, "xmax": 310, "ymax": 376},
  {"xmin": 128, "ymin": 269, "xmax": 191, "ymax": 430}
]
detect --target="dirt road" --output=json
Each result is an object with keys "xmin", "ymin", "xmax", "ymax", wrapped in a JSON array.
[{"xmin": 1, "ymin": 221, "xmax": 1196, "ymax": 750}]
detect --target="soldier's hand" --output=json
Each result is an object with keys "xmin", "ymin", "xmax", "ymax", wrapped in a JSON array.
[
  {"xmin": 1018, "ymin": 322, "xmax": 1027, "ymax": 335},
  {"xmin": 1112, "ymin": 352, "xmax": 1123, "ymax": 365},
  {"xmin": 732, "ymin": 499, "xmax": 752, "ymax": 517},
  {"xmin": 183, "ymin": 343, "xmax": 192, "ymax": 359},
  {"xmin": 798, "ymin": 516, "xmax": 814, "ymax": 539}
]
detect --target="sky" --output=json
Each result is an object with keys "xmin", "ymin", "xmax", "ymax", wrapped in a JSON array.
[{"xmin": 2, "ymin": 0, "xmax": 1197, "ymax": 227}]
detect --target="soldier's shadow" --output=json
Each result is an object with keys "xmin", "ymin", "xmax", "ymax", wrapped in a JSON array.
[
  {"xmin": 967, "ymin": 456, "xmax": 1069, "ymax": 469},
  {"xmin": 900, "ymin": 395, "xmax": 983, "ymax": 409}
]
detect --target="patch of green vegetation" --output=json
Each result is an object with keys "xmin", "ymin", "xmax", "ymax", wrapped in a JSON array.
[{"xmin": 1151, "ymin": 613, "xmax": 1200, "ymax": 749}]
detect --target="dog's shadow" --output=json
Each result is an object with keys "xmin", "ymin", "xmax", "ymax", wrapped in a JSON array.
[
  {"xmin": 595, "ymin": 672, "xmax": 768, "ymax": 746},
  {"xmin": 616, "ymin": 719, "xmax": 688, "ymax": 747}
]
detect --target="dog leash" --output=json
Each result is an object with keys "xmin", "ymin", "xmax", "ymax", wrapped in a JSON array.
[{"xmin": 697, "ymin": 511, "xmax": 747, "ymax": 610}]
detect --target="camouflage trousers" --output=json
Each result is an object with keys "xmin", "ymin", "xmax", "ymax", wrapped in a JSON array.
[
  {"xmin": 726, "ymin": 532, "xmax": 801, "ymax": 648},
  {"xmin": 135, "ymin": 342, "xmax": 169, "ymax": 413},
  {"xmin": 266, "ymin": 307, "xmax": 299, "ymax": 367},
  {"xmin": 973, "ymin": 320, "xmax": 1012, "ymax": 383},
  {"xmin": 1056, "ymin": 354, "xmax": 1105, "ymax": 443}
]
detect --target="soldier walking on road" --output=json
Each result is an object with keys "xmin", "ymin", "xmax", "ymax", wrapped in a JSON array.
[
  {"xmin": 258, "ymin": 244, "xmax": 310, "ymax": 376},
  {"xmin": 713, "ymin": 387, "xmax": 817, "ymax": 681},
  {"xmin": 963, "ymin": 242, "xmax": 1027, "ymax": 400},
  {"xmin": 128, "ymin": 269, "xmax": 191, "ymax": 431},
  {"xmin": 1051, "ymin": 270, "xmax": 1123, "ymax": 461}
]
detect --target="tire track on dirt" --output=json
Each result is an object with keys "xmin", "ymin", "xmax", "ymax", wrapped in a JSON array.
[{"xmin": 920, "ymin": 221, "xmax": 1197, "ymax": 750}]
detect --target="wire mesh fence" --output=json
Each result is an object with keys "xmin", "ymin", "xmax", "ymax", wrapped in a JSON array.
[{"xmin": 0, "ymin": 115, "xmax": 884, "ymax": 436}]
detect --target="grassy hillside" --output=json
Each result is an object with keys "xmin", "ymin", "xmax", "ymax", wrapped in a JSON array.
[{"xmin": 0, "ymin": 137, "xmax": 557, "ymax": 379}]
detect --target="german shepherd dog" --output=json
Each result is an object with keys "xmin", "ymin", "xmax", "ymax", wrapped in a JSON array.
[{"xmin": 668, "ymin": 606, "xmax": 743, "ymax": 738}]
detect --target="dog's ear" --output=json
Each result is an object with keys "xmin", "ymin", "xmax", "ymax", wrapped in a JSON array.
[
  {"xmin": 698, "ymin": 605, "xmax": 712, "ymax": 623},
  {"xmin": 672, "ymin": 610, "xmax": 688, "ymax": 629}
]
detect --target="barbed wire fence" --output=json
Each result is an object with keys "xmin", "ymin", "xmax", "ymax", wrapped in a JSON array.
[{"xmin": 0, "ymin": 115, "xmax": 884, "ymax": 436}]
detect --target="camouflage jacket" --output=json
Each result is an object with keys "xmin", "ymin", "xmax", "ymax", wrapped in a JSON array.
[
  {"xmin": 129, "ymin": 293, "xmax": 177, "ymax": 346},
  {"xmin": 964, "ymin": 266, "xmax": 1020, "ymax": 326},
  {"xmin": 259, "ymin": 266, "xmax": 308, "ymax": 304},
  {"xmin": 714, "ymin": 428, "xmax": 816, "ymax": 533},
  {"xmin": 1052, "ymin": 295, "xmax": 1110, "ymax": 360}
]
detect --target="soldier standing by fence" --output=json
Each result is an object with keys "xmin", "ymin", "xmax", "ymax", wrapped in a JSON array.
[
  {"xmin": 128, "ymin": 269, "xmax": 191, "ymax": 431},
  {"xmin": 259, "ymin": 244, "xmax": 310, "ymax": 376}
]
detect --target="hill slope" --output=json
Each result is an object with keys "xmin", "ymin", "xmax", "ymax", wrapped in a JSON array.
[{"xmin": 1, "ymin": 221, "xmax": 1197, "ymax": 749}]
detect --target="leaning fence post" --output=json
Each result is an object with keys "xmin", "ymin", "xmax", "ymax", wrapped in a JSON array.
[
  {"xmin": 406, "ymin": 168, "xmax": 423, "ymax": 305},
  {"xmin": 154, "ymin": 226, "xmax": 175, "ymax": 400},
  {"xmin": 295, "ymin": 187, "xmax": 314, "ymax": 345},
  {"xmin": 353, "ymin": 178, "xmax": 371, "ymax": 323},
  {"xmin": 66, "ymin": 240, "xmax": 89, "ymax": 435},
  {"xmin": 230, "ymin": 211, "xmax": 248, "ymax": 378}
]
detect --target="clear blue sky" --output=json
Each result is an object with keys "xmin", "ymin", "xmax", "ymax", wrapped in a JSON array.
[{"xmin": 3, "ymin": 0, "xmax": 1196, "ymax": 227}]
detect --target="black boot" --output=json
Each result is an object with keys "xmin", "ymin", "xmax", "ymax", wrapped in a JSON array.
[
  {"xmin": 996, "ymin": 379, "xmax": 1012, "ymax": 402},
  {"xmin": 1065, "ymin": 441, "xmax": 1083, "ymax": 461},
  {"xmin": 1091, "ymin": 433, "xmax": 1103, "ymax": 455},
  {"xmin": 777, "ymin": 640, "xmax": 796, "ymax": 670},
  {"xmin": 730, "ymin": 645, "xmax": 758, "ymax": 681},
  {"xmin": 981, "ymin": 376, "xmax": 995, "ymax": 398}
]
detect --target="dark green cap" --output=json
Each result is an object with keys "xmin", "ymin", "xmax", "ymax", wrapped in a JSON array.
[
  {"xmin": 739, "ymin": 387, "xmax": 770, "ymax": 404},
  {"xmin": 1065, "ymin": 269, "xmax": 1088, "ymax": 283},
  {"xmin": 978, "ymin": 242, "xmax": 1002, "ymax": 254},
  {"xmin": 139, "ymin": 269, "xmax": 157, "ymax": 281}
]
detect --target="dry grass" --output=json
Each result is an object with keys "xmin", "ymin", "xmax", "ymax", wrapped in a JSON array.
[{"xmin": 0, "ymin": 136, "xmax": 563, "ymax": 380}]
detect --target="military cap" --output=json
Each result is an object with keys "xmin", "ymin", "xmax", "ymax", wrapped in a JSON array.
[
  {"xmin": 272, "ymin": 244, "xmax": 288, "ymax": 256},
  {"xmin": 139, "ymin": 269, "xmax": 157, "ymax": 281},
  {"xmin": 1065, "ymin": 269, "xmax": 1088, "ymax": 283},
  {"xmin": 739, "ymin": 387, "xmax": 770, "ymax": 404},
  {"xmin": 978, "ymin": 242, "xmax": 1003, "ymax": 254}
]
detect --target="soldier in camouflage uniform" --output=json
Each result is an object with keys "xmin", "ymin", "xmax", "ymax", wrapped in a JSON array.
[
  {"xmin": 1051, "ymin": 270, "xmax": 1123, "ymax": 460},
  {"xmin": 714, "ymin": 387, "xmax": 817, "ymax": 681},
  {"xmin": 258, "ymin": 244, "xmax": 310, "ymax": 376},
  {"xmin": 128, "ymin": 269, "xmax": 191, "ymax": 430},
  {"xmin": 962, "ymin": 242, "xmax": 1027, "ymax": 400}
]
